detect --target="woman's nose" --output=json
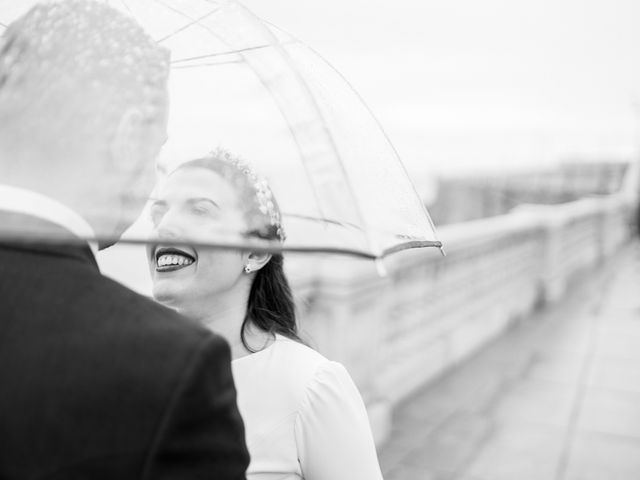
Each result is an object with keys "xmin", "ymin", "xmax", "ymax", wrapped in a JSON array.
[
  {"xmin": 153, "ymin": 209, "xmax": 183, "ymax": 241},
  {"xmin": 155, "ymin": 224, "xmax": 180, "ymax": 241}
]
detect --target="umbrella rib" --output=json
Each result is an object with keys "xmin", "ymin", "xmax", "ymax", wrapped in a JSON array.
[
  {"xmin": 118, "ymin": 0, "xmax": 134, "ymax": 16},
  {"xmin": 171, "ymin": 10, "xmax": 339, "ymax": 231},
  {"xmin": 148, "ymin": 0, "xmax": 225, "ymax": 44},
  {"xmin": 284, "ymin": 213, "xmax": 439, "ymax": 245},
  {"xmin": 253, "ymin": 22, "xmax": 381, "ymax": 255},
  {"xmin": 264, "ymin": 23, "xmax": 437, "ymax": 254},
  {"xmin": 151, "ymin": 0, "xmax": 204, "ymax": 17},
  {"xmin": 381, "ymin": 240, "xmax": 444, "ymax": 258},
  {"xmin": 282, "ymin": 213, "xmax": 364, "ymax": 231},
  {"xmin": 172, "ymin": 59, "xmax": 243, "ymax": 69},
  {"xmin": 171, "ymin": 44, "xmax": 276, "ymax": 64}
]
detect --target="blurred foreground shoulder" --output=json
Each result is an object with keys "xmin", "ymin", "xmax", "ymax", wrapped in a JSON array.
[
  {"xmin": 141, "ymin": 315, "xmax": 250, "ymax": 480},
  {"xmin": 100, "ymin": 279, "xmax": 250, "ymax": 479}
]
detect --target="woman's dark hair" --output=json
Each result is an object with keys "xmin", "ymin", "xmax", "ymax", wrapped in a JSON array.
[
  {"xmin": 244, "ymin": 252, "xmax": 300, "ymax": 351},
  {"xmin": 174, "ymin": 149, "xmax": 301, "ymax": 351}
]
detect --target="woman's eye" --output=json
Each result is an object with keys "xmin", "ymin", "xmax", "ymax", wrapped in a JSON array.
[
  {"xmin": 191, "ymin": 205, "xmax": 210, "ymax": 215},
  {"xmin": 190, "ymin": 202, "xmax": 218, "ymax": 217}
]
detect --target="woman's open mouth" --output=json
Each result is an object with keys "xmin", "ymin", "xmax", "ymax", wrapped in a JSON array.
[{"xmin": 154, "ymin": 246, "xmax": 196, "ymax": 273}]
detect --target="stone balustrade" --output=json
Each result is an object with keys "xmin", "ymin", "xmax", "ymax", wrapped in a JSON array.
[{"xmin": 289, "ymin": 190, "xmax": 636, "ymax": 446}]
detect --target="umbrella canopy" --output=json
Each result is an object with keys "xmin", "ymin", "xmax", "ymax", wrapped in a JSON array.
[{"xmin": 0, "ymin": 0, "xmax": 441, "ymax": 259}]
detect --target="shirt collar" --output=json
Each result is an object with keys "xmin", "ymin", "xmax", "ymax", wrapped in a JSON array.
[{"xmin": 0, "ymin": 185, "xmax": 99, "ymax": 257}]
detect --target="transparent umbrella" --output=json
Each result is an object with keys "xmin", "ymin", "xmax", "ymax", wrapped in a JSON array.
[{"xmin": 0, "ymin": 0, "xmax": 441, "ymax": 259}]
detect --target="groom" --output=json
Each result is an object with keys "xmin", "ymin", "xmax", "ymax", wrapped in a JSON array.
[{"xmin": 0, "ymin": 2, "xmax": 248, "ymax": 479}]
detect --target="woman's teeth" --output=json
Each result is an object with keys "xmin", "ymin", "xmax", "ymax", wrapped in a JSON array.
[{"xmin": 157, "ymin": 254, "xmax": 194, "ymax": 268}]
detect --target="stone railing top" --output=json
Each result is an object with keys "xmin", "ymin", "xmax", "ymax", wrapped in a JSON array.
[{"xmin": 286, "ymin": 189, "xmax": 635, "ymax": 293}]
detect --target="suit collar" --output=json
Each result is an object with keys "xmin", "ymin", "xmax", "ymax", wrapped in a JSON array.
[
  {"xmin": 0, "ymin": 185, "xmax": 98, "ymax": 257},
  {"xmin": 0, "ymin": 211, "xmax": 99, "ymax": 270}
]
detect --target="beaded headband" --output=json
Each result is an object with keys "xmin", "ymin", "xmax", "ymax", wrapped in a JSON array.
[{"xmin": 215, "ymin": 150, "xmax": 286, "ymax": 243}]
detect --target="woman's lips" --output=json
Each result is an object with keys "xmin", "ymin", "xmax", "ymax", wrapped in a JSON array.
[{"xmin": 154, "ymin": 246, "xmax": 196, "ymax": 273}]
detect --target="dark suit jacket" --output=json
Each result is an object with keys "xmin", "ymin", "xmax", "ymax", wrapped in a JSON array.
[{"xmin": 0, "ymin": 214, "xmax": 249, "ymax": 479}]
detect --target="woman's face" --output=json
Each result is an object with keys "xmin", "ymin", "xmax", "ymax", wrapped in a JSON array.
[{"xmin": 146, "ymin": 166, "xmax": 249, "ymax": 314}]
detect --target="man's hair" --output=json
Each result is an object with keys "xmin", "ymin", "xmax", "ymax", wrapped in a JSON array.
[{"xmin": 0, "ymin": 0, "xmax": 170, "ymax": 141}]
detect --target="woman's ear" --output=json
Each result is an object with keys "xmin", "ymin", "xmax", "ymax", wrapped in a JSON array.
[{"xmin": 244, "ymin": 251, "xmax": 272, "ymax": 274}]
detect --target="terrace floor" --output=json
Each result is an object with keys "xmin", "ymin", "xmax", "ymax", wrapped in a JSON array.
[{"xmin": 379, "ymin": 239, "xmax": 640, "ymax": 480}]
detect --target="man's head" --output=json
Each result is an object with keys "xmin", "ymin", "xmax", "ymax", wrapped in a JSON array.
[{"xmin": 0, "ymin": 0, "xmax": 170, "ymax": 244}]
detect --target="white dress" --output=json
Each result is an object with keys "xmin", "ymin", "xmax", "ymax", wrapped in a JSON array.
[{"xmin": 231, "ymin": 335, "xmax": 384, "ymax": 480}]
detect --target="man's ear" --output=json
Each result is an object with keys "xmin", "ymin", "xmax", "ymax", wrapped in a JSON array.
[
  {"xmin": 245, "ymin": 250, "xmax": 272, "ymax": 273},
  {"xmin": 110, "ymin": 107, "xmax": 145, "ymax": 174},
  {"xmin": 109, "ymin": 107, "xmax": 159, "ymax": 197}
]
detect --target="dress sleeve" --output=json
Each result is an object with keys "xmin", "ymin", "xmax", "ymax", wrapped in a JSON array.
[{"xmin": 294, "ymin": 361, "xmax": 384, "ymax": 480}]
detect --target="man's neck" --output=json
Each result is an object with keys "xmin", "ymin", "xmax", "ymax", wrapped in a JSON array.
[{"xmin": 0, "ymin": 185, "xmax": 99, "ymax": 257}]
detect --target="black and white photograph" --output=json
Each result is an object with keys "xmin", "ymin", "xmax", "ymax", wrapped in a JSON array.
[{"xmin": 1, "ymin": 1, "xmax": 639, "ymax": 479}]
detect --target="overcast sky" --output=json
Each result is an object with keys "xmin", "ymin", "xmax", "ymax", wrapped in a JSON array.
[{"xmin": 242, "ymin": 0, "xmax": 640, "ymax": 176}]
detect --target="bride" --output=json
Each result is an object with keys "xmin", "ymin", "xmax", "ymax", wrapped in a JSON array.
[{"xmin": 146, "ymin": 148, "xmax": 384, "ymax": 480}]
